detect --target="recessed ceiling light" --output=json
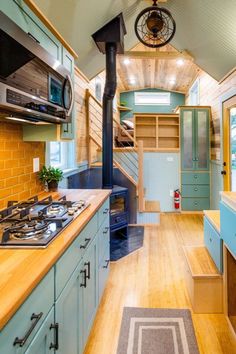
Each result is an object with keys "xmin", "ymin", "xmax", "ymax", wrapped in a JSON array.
[
  {"xmin": 169, "ymin": 78, "xmax": 176, "ymax": 85},
  {"xmin": 129, "ymin": 78, "xmax": 136, "ymax": 85},
  {"xmin": 177, "ymin": 58, "xmax": 184, "ymax": 66},
  {"xmin": 123, "ymin": 58, "xmax": 130, "ymax": 65}
]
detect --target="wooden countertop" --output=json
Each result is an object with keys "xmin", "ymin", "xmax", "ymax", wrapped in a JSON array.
[
  {"xmin": 221, "ymin": 191, "xmax": 236, "ymax": 212},
  {"xmin": 204, "ymin": 210, "xmax": 220, "ymax": 233},
  {"xmin": 0, "ymin": 189, "xmax": 111, "ymax": 331}
]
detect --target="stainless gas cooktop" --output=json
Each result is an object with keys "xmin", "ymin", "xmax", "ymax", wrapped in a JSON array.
[{"xmin": 0, "ymin": 195, "xmax": 90, "ymax": 248}]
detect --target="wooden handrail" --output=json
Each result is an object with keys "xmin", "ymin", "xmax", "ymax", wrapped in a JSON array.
[{"xmin": 138, "ymin": 140, "xmax": 145, "ymax": 212}]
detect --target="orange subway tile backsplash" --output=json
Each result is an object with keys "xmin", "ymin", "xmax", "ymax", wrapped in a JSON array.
[{"xmin": 0, "ymin": 122, "xmax": 45, "ymax": 210}]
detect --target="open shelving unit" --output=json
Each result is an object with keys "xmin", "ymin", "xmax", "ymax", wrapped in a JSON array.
[{"xmin": 134, "ymin": 114, "xmax": 179, "ymax": 150}]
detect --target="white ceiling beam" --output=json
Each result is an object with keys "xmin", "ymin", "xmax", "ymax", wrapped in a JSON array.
[{"xmin": 121, "ymin": 50, "xmax": 194, "ymax": 61}]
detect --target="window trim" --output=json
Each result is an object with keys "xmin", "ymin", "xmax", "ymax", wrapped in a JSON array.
[
  {"xmin": 189, "ymin": 78, "xmax": 200, "ymax": 105},
  {"xmin": 46, "ymin": 141, "xmax": 76, "ymax": 171},
  {"xmin": 134, "ymin": 91, "xmax": 171, "ymax": 106}
]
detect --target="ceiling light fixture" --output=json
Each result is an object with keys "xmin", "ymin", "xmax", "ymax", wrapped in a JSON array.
[
  {"xmin": 129, "ymin": 78, "xmax": 136, "ymax": 85},
  {"xmin": 169, "ymin": 78, "xmax": 176, "ymax": 85},
  {"xmin": 123, "ymin": 58, "xmax": 131, "ymax": 65},
  {"xmin": 177, "ymin": 58, "xmax": 184, "ymax": 66},
  {"xmin": 134, "ymin": 0, "xmax": 176, "ymax": 48}
]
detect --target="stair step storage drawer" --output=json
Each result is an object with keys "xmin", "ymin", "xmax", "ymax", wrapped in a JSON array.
[
  {"xmin": 182, "ymin": 198, "xmax": 210, "ymax": 211},
  {"xmin": 98, "ymin": 198, "xmax": 110, "ymax": 227},
  {"xmin": 204, "ymin": 217, "xmax": 223, "ymax": 273},
  {"xmin": 220, "ymin": 202, "xmax": 236, "ymax": 258},
  {"xmin": 181, "ymin": 172, "xmax": 210, "ymax": 185},
  {"xmin": 55, "ymin": 214, "xmax": 97, "ymax": 298},
  {"xmin": 182, "ymin": 185, "xmax": 210, "ymax": 198},
  {"xmin": 0, "ymin": 268, "xmax": 54, "ymax": 354}
]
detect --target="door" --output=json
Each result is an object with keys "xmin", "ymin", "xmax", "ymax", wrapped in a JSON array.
[
  {"xmin": 195, "ymin": 108, "xmax": 209, "ymax": 171},
  {"xmin": 223, "ymin": 96, "xmax": 236, "ymax": 191},
  {"xmin": 181, "ymin": 108, "xmax": 195, "ymax": 170},
  {"xmin": 82, "ymin": 237, "xmax": 97, "ymax": 343},
  {"xmin": 55, "ymin": 260, "xmax": 83, "ymax": 354},
  {"xmin": 24, "ymin": 308, "xmax": 55, "ymax": 354}
]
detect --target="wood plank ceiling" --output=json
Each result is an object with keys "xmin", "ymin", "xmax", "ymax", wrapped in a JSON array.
[{"xmin": 116, "ymin": 43, "xmax": 201, "ymax": 93}]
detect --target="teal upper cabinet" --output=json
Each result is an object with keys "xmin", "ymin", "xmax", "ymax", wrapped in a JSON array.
[
  {"xmin": 0, "ymin": 0, "xmax": 62, "ymax": 61},
  {"xmin": 181, "ymin": 107, "xmax": 210, "ymax": 171},
  {"xmin": 180, "ymin": 106, "xmax": 211, "ymax": 211}
]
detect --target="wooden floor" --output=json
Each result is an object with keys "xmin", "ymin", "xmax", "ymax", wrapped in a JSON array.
[{"xmin": 84, "ymin": 214, "xmax": 236, "ymax": 354}]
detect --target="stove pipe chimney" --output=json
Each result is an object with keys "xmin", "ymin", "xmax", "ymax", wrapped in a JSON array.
[{"xmin": 92, "ymin": 14, "xmax": 127, "ymax": 189}]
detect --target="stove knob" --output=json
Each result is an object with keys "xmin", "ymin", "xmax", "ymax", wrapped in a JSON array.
[
  {"xmin": 79, "ymin": 201, "xmax": 85, "ymax": 206},
  {"xmin": 68, "ymin": 208, "xmax": 75, "ymax": 215}
]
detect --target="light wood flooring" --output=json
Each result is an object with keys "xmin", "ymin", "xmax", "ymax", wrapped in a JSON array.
[{"xmin": 84, "ymin": 214, "xmax": 236, "ymax": 354}]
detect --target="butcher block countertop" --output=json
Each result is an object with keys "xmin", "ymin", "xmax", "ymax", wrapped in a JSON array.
[
  {"xmin": 220, "ymin": 191, "xmax": 236, "ymax": 212},
  {"xmin": 204, "ymin": 210, "xmax": 220, "ymax": 233},
  {"xmin": 0, "ymin": 189, "xmax": 111, "ymax": 331}
]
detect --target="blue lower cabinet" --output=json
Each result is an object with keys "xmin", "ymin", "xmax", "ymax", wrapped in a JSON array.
[
  {"xmin": 98, "ymin": 245, "xmax": 110, "ymax": 301},
  {"xmin": 82, "ymin": 237, "xmax": 97, "ymax": 346},
  {"xmin": 0, "ymin": 268, "xmax": 54, "ymax": 354},
  {"xmin": 204, "ymin": 217, "xmax": 223, "ymax": 273},
  {"xmin": 25, "ymin": 307, "xmax": 55, "ymax": 354},
  {"xmin": 55, "ymin": 260, "xmax": 83, "ymax": 354},
  {"xmin": 182, "ymin": 184, "xmax": 210, "ymax": 198},
  {"xmin": 220, "ymin": 202, "xmax": 236, "ymax": 258}
]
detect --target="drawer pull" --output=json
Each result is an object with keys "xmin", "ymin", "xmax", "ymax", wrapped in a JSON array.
[
  {"xmin": 210, "ymin": 238, "xmax": 212, "ymax": 242},
  {"xmin": 103, "ymin": 227, "xmax": 109, "ymax": 234},
  {"xmin": 194, "ymin": 175, "xmax": 198, "ymax": 179},
  {"xmin": 80, "ymin": 238, "xmax": 91, "ymax": 249},
  {"xmin": 49, "ymin": 323, "xmax": 59, "ymax": 350},
  {"xmin": 194, "ymin": 201, "xmax": 198, "ymax": 206},
  {"xmin": 80, "ymin": 269, "xmax": 87, "ymax": 288},
  {"xmin": 103, "ymin": 208, "xmax": 109, "ymax": 215},
  {"xmin": 85, "ymin": 261, "xmax": 90, "ymax": 279},
  {"xmin": 13, "ymin": 312, "xmax": 43, "ymax": 347},
  {"xmin": 103, "ymin": 260, "xmax": 110, "ymax": 269},
  {"xmin": 194, "ymin": 188, "xmax": 198, "ymax": 191},
  {"xmin": 27, "ymin": 32, "xmax": 40, "ymax": 44}
]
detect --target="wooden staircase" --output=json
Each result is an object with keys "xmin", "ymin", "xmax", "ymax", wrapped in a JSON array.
[{"xmin": 86, "ymin": 90, "xmax": 160, "ymax": 222}]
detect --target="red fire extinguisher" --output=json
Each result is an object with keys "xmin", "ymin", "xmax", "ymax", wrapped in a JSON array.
[{"xmin": 174, "ymin": 189, "xmax": 181, "ymax": 209}]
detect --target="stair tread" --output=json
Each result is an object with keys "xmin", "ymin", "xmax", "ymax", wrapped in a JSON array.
[
  {"xmin": 183, "ymin": 245, "xmax": 222, "ymax": 278},
  {"xmin": 144, "ymin": 200, "xmax": 160, "ymax": 213}
]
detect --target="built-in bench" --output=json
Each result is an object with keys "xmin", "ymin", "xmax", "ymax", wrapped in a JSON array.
[{"xmin": 183, "ymin": 245, "xmax": 223, "ymax": 313}]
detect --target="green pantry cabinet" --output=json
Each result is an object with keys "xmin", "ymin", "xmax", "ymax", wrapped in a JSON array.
[
  {"xmin": 0, "ymin": 197, "xmax": 110, "ymax": 354},
  {"xmin": 0, "ymin": 0, "xmax": 75, "ymax": 140},
  {"xmin": 180, "ymin": 107, "xmax": 210, "ymax": 211}
]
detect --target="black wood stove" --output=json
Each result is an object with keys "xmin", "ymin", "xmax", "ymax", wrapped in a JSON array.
[{"xmin": 110, "ymin": 185, "xmax": 128, "ymax": 233}]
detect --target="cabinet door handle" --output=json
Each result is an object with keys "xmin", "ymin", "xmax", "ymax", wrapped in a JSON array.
[
  {"xmin": 13, "ymin": 312, "xmax": 43, "ymax": 347},
  {"xmin": 80, "ymin": 269, "xmax": 87, "ymax": 288},
  {"xmin": 49, "ymin": 323, "xmax": 59, "ymax": 350},
  {"xmin": 103, "ymin": 208, "xmax": 109, "ymax": 215},
  {"xmin": 63, "ymin": 123, "xmax": 69, "ymax": 133},
  {"xmin": 194, "ymin": 188, "xmax": 198, "ymax": 191},
  {"xmin": 194, "ymin": 175, "xmax": 198, "ymax": 179},
  {"xmin": 194, "ymin": 201, "xmax": 198, "ymax": 206},
  {"xmin": 195, "ymin": 157, "xmax": 199, "ymax": 161},
  {"xmin": 103, "ymin": 260, "xmax": 110, "ymax": 269},
  {"xmin": 80, "ymin": 238, "xmax": 91, "ymax": 249},
  {"xmin": 84, "ymin": 261, "xmax": 90, "ymax": 279},
  {"xmin": 103, "ymin": 227, "xmax": 109, "ymax": 234},
  {"xmin": 210, "ymin": 238, "xmax": 212, "ymax": 242},
  {"xmin": 27, "ymin": 32, "xmax": 40, "ymax": 44}
]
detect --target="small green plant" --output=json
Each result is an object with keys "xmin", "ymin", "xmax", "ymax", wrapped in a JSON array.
[
  {"xmin": 38, "ymin": 166, "xmax": 63, "ymax": 183},
  {"xmin": 120, "ymin": 101, "xmax": 128, "ymax": 107}
]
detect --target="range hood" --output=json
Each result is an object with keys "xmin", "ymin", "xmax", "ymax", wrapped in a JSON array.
[{"xmin": 0, "ymin": 11, "xmax": 74, "ymax": 124}]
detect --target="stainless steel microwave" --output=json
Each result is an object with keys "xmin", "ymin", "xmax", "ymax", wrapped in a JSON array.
[{"xmin": 0, "ymin": 11, "xmax": 74, "ymax": 124}]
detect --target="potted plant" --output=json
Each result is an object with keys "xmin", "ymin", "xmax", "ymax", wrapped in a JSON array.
[{"xmin": 38, "ymin": 166, "xmax": 63, "ymax": 192}]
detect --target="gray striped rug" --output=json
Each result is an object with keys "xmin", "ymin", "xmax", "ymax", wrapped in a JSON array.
[{"xmin": 117, "ymin": 308, "xmax": 199, "ymax": 354}]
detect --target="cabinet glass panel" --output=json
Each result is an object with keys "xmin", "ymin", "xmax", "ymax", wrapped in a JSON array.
[
  {"xmin": 182, "ymin": 110, "xmax": 194, "ymax": 170},
  {"xmin": 196, "ymin": 110, "xmax": 208, "ymax": 169}
]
